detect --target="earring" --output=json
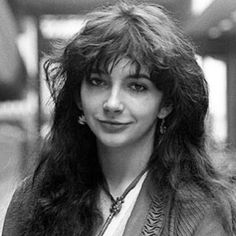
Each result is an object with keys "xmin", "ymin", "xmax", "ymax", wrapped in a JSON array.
[
  {"xmin": 160, "ymin": 118, "xmax": 167, "ymax": 134},
  {"xmin": 78, "ymin": 114, "xmax": 86, "ymax": 125}
]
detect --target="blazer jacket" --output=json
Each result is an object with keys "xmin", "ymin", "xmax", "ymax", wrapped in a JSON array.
[{"xmin": 2, "ymin": 174, "xmax": 229, "ymax": 236}]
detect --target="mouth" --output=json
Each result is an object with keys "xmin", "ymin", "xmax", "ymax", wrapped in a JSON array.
[
  {"xmin": 98, "ymin": 120, "xmax": 132, "ymax": 132},
  {"xmin": 99, "ymin": 120, "xmax": 132, "ymax": 125}
]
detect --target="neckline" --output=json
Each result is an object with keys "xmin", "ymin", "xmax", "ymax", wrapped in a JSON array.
[{"xmin": 97, "ymin": 168, "xmax": 148, "ymax": 236}]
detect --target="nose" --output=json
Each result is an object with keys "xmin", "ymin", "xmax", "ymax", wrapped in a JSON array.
[{"xmin": 103, "ymin": 88, "xmax": 124, "ymax": 114}]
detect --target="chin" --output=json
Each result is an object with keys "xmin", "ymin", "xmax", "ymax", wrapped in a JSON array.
[
  {"xmin": 98, "ymin": 137, "xmax": 130, "ymax": 148},
  {"xmin": 100, "ymin": 141, "xmax": 126, "ymax": 148}
]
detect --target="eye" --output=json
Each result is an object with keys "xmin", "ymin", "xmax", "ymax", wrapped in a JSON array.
[
  {"xmin": 129, "ymin": 83, "xmax": 147, "ymax": 93},
  {"xmin": 88, "ymin": 77, "xmax": 107, "ymax": 87}
]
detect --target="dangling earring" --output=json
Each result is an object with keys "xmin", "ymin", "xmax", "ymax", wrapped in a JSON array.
[
  {"xmin": 160, "ymin": 118, "xmax": 167, "ymax": 134},
  {"xmin": 78, "ymin": 114, "xmax": 86, "ymax": 125}
]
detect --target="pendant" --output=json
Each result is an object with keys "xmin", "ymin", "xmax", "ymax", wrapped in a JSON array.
[{"xmin": 110, "ymin": 197, "xmax": 124, "ymax": 215}]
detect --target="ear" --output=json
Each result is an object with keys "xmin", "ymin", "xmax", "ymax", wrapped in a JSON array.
[{"xmin": 157, "ymin": 105, "xmax": 172, "ymax": 119}]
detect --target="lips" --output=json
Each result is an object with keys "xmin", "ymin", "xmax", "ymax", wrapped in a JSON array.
[
  {"xmin": 100, "ymin": 120, "xmax": 131, "ymax": 125},
  {"xmin": 98, "ymin": 120, "xmax": 132, "ymax": 133}
]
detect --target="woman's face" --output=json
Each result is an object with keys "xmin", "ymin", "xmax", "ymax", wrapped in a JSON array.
[{"xmin": 79, "ymin": 58, "xmax": 170, "ymax": 148}]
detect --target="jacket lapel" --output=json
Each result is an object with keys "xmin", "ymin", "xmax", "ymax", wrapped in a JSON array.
[{"xmin": 123, "ymin": 173, "xmax": 166, "ymax": 236}]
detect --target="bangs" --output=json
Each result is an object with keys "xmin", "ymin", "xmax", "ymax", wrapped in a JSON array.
[
  {"xmin": 63, "ymin": 2, "xmax": 188, "ymax": 94},
  {"xmin": 83, "ymin": 27, "xmax": 154, "ymax": 75},
  {"xmin": 77, "ymin": 10, "xmax": 171, "ymax": 77},
  {"xmin": 92, "ymin": 55, "xmax": 144, "ymax": 77}
]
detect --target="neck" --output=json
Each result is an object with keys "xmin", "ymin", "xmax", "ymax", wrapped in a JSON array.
[{"xmin": 97, "ymin": 136, "xmax": 154, "ymax": 197}]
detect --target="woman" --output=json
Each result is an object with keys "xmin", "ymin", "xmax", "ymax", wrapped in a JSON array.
[{"xmin": 3, "ymin": 1, "xmax": 236, "ymax": 235}]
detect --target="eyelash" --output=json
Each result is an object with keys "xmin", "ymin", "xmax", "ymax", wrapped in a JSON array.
[
  {"xmin": 87, "ymin": 77, "xmax": 106, "ymax": 87},
  {"xmin": 129, "ymin": 83, "xmax": 147, "ymax": 93}
]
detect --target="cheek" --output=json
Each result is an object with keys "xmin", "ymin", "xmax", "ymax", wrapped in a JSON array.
[
  {"xmin": 81, "ymin": 95, "xmax": 94, "ymax": 113},
  {"xmin": 80, "ymin": 87, "xmax": 102, "ymax": 114},
  {"xmin": 80, "ymin": 86, "xmax": 91, "ymax": 112},
  {"xmin": 134, "ymin": 97, "xmax": 162, "ymax": 119}
]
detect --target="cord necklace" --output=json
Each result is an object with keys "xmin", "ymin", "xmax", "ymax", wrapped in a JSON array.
[{"xmin": 97, "ymin": 168, "xmax": 147, "ymax": 236}]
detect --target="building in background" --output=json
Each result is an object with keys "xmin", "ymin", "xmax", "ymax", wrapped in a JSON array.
[{"xmin": 186, "ymin": 0, "xmax": 236, "ymax": 150}]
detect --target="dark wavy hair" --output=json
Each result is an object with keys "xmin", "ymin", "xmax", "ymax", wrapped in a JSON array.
[{"xmin": 23, "ymin": 1, "xmax": 236, "ymax": 235}]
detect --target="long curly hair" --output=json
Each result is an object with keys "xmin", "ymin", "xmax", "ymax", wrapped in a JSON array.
[{"xmin": 23, "ymin": 1, "xmax": 236, "ymax": 235}]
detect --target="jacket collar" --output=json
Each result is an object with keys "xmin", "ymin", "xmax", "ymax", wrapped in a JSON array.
[{"xmin": 123, "ymin": 172, "xmax": 167, "ymax": 236}]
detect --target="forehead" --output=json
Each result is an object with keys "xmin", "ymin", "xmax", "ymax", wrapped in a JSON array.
[{"xmin": 92, "ymin": 57, "xmax": 150, "ymax": 76}]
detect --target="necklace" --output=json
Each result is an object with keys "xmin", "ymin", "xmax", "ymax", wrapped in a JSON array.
[{"xmin": 97, "ymin": 168, "xmax": 147, "ymax": 236}]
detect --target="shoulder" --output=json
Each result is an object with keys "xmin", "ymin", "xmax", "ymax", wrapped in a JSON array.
[
  {"xmin": 2, "ymin": 175, "xmax": 40, "ymax": 236},
  {"xmin": 173, "ymin": 182, "xmax": 229, "ymax": 235},
  {"xmin": 174, "ymin": 182, "xmax": 211, "ymax": 218},
  {"xmin": 193, "ymin": 211, "xmax": 228, "ymax": 236},
  {"xmin": 9, "ymin": 175, "xmax": 39, "ymax": 206}
]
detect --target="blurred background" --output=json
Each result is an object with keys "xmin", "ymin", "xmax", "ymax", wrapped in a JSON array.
[{"xmin": 1, "ymin": 0, "xmax": 236, "ymax": 233}]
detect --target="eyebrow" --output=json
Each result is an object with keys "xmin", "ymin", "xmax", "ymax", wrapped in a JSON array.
[
  {"xmin": 127, "ymin": 74, "xmax": 150, "ymax": 80},
  {"xmin": 90, "ymin": 69, "xmax": 106, "ymax": 75},
  {"xmin": 90, "ymin": 69, "xmax": 150, "ymax": 80}
]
